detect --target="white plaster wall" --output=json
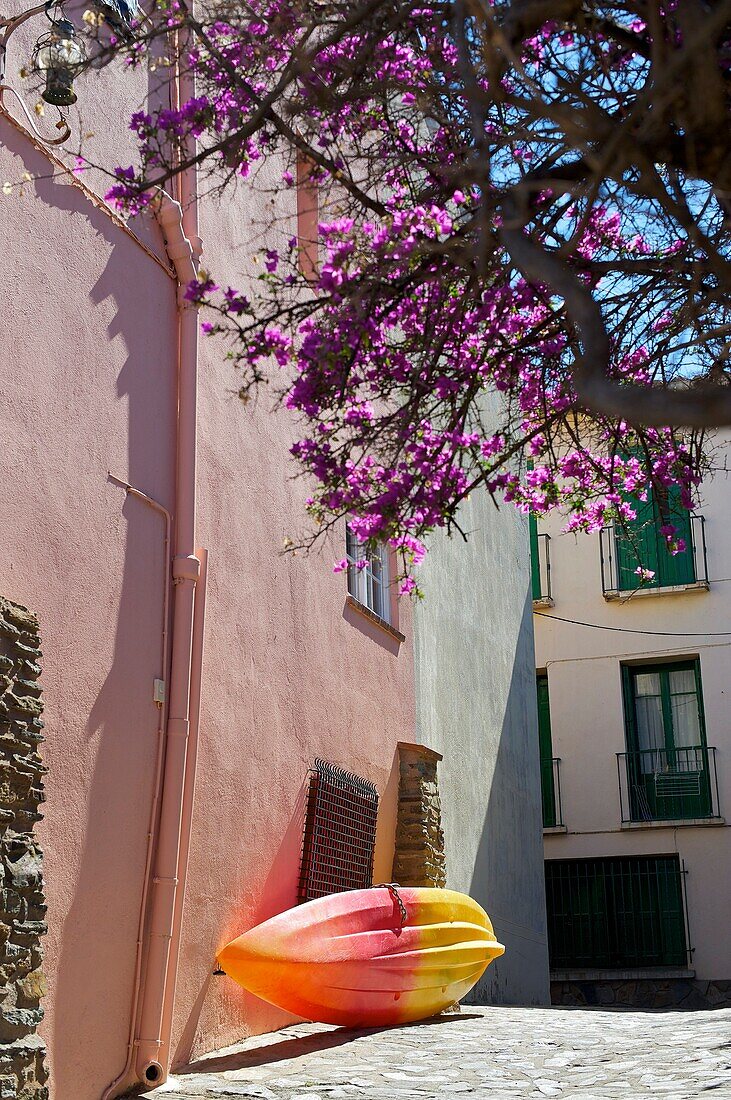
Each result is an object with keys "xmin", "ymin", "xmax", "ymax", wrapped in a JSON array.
[
  {"xmin": 414, "ymin": 492, "xmax": 550, "ymax": 1006},
  {"xmin": 535, "ymin": 434, "xmax": 731, "ymax": 981}
]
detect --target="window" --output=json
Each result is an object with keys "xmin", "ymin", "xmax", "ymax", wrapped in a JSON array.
[
  {"xmin": 346, "ymin": 525, "xmax": 391, "ymax": 623},
  {"xmin": 529, "ymin": 513, "xmax": 552, "ymax": 604},
  {"xmin": 614, "ymin": 484, "xmax": 695, "ymax": 591},
  {"xmin": 620, "ymin": 660, "xmax": 714, "ymax": 821},
  {"xmin": 537, "ymin": 674, "xmax": 562, "ymax": 828},
  {"xmin": 545, "ymin": 856, "xmax": 688, "ymax": 969},
  {"xmin": 299, "ymin": 759, "xmax": 379, "ymax": 902}
]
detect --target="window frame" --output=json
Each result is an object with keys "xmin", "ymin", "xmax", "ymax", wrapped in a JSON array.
[
  {"xmin": 345, "ymin": 524, "xmax": 393, "ymax": 625},
  {"xmin": 621, "ymin": 658, "xmax": 712, "ymax": 820},
  {"xmin": 529, "ymin": 512, "xmax": 553, "ymax": 605},
  {"xmin": 622, "ymin": 659, "xmax": 707, "ymax": 758}
]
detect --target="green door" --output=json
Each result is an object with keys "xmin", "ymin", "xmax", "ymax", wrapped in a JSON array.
[
  {"xmin": 623, "ymin": 661, "xmax": 711, "ymax": 820},
  {"xmin": 537, "ymin": 674, "xmax": 556, "ymax": 827}
]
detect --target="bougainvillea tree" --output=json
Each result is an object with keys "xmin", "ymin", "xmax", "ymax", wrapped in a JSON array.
[{"xmin": 99, "ymin": 0, "xmax": 731, "ymax": 588}]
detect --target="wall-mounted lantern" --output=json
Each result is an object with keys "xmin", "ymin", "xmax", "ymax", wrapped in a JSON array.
[
  {"xmin": 31, "ymin": 16, "xmax": 86, "ymax": 105},
  {"xmin": 0, "ymin": 1, "xmax": 89, "ymax": 145}
]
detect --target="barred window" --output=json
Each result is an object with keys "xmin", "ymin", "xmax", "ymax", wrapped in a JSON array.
[
  {"xmin": 545, "ymin": 855, "xmax": 688, "ymax": 969},
  {"xmin": 299, "ymin": 758, "xmax": 379, "ymax": 902}
]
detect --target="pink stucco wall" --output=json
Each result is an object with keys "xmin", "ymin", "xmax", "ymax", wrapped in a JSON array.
[{"xmin": 0, "ymin": 80, "xmax": 415, "ymax": 1100}]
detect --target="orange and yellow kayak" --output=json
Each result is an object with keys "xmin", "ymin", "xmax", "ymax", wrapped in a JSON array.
[{"xmin": 216, "ymin": 886, "xmax": 504, "ymax": 1027}]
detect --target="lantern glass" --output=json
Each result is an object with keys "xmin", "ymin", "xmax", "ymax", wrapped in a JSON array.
[{"xmin": 32, "ymin": 19, "xmax": 86, "ymax": 107}]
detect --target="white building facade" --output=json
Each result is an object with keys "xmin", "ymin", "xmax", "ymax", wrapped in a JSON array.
[{"xmin": 532, "ymin": 435, "xmax": 731, "ymax": 1009}]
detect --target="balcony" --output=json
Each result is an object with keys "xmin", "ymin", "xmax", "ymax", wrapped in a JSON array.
[
  {"xmin": 617, "ymin": 746, "xmax": 721, "ymax": 825},
  {"xmin": 532, "ymin": 531, "xmax": 553, "ymax": 607},
  {"xmin": 600, "ymin": 514, "xmax": 709, "ymax": 599},
  {"xmin": 541, "ymin": 757, "xmax": 564, "ymax": 830}
]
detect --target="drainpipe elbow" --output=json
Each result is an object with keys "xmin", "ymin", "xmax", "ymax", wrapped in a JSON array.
[{"xmin": 154, "ymin": 189, "xmax": 198, "ymax": 287}]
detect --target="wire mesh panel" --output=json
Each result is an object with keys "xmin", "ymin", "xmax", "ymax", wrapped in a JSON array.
[
  {"xmin": 545, "ymin": 855, "xmax": 688, "ymax": 969},
  {"xmin": 299, "ymin": 758, "xmax": 379, "ymax": 902},
  {"xmin": 617, "ymin": 746, "xmax": 717, "ymax": 822}
]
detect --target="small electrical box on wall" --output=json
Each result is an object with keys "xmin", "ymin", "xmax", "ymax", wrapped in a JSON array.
[{"xmin": 153, "ymin": 679, "xmax": 166, "ymax": 707}]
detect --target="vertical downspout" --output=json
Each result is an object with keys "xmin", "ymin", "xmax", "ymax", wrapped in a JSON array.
[
  {"xmin": 159, "ymin": 546, "xmax": 208, "ymax": 1066},
  {"xmin": 101, "ymin": 484, "xmax": 172, "ymax": 1100},
  {"xmin": 102, "ymin": 23, "xmax": 203, "ymax": 1098},
  {"xmin": 133, "ymin": 18, "xmax": 203, "ymax": 1087},
  {"xmin": 133, "ymin": 187, "xmax": 201, "ymax": 1089}
]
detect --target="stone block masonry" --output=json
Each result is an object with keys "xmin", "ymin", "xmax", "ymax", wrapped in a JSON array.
[
  {"xmin": 392, "ymin": 743, "xmax": 446, "ymax": 888},
  {"xmin": 551, "ymin": 976, "xmax": 731, "ymax": 1010},
  {"xmin": 0, "ymin": 597, "xmax": 48, "ymax": 1100}
]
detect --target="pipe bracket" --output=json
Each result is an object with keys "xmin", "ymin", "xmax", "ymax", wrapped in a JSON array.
[
  {"xmin": 166, "ymin": 718, "xmax": 190, "ymax": 740},
  {"xmin": 172, "ymin": 554, "xmax": 201, "ymax": 583}
]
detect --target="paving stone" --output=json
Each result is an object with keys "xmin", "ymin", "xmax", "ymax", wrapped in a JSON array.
[{"xmin": 151, "ymin": 1007, "xmax": 731, "ymax": 1099}]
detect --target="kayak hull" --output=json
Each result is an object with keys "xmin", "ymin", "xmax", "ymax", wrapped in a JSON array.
[{"xmin": 217, "ymin": 887, "xmax": 504, "ymax": 1027}]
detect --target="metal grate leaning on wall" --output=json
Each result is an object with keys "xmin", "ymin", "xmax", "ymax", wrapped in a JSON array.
[{"xmin": 299, "ymin": 758, "xmax": 379, "ymax": 902}]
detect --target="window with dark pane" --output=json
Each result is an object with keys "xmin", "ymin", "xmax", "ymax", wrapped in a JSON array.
[
  {"xmin": 545, "ymin": 856, "xmax": 688, "ymax": 969},
  {"xmin": 299, "ymin": 759, "xmax": 379, "ymax": 902}
]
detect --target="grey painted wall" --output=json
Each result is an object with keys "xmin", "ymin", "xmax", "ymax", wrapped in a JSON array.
[{"xmin": 413, "ymin": 493, "xmax": 550, "ymax": 1006}]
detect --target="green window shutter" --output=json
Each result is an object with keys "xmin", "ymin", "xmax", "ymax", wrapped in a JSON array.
[
  {"xmin": 655, "ymin": 486, "xmax": 695, "ymax": 587},
  {"xmin": 536, "ymin": 674, "xmax": 556, "ymax": 827},
  {"xmin": 615, "ymin": 493, "xmax": 659, "ymax": 590},
  {"xmin": 529, "ymin": 512, "xmax": 541, "ymax": 600},
  {"xmin": 615, "ymin": 483, "xmax": 695, "ymax": 591}
]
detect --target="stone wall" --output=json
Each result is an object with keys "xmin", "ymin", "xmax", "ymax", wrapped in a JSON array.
[
  {"xmin": 0, "ymin": 597, "xmax": 48, "ymax": 1100},
  {"xmin": 551, "ymin": 977, "xmax": 731, "ymax": 1010},
  {"xmin": 392, "ymin": 743, "xmax": 446, "ymax": 888}
]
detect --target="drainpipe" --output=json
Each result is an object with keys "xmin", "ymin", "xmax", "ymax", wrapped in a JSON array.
[
  {"xmin": 133, "ymin": 31, "xmax": 204, "ymax": 1078},
  {"xmin": 100, "ymin": 187, "xmax": 204, "ymax": 1095},
  {"xmin": 159, "ymin": 546, "xmax": 208, "ymax": 1064},
  {"xmin": 132, "ymin": 186, "xmax": 202, "ymax": 1090},
  {"xmin": 101, "ymin": 481, "xmax": 172, "ymax": 1100}
]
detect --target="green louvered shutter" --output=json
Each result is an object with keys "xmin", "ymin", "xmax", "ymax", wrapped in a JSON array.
[
  {"xmin": 529, "ymin": 513, "xmax": 542, "ymax": 600},
  {"xmin": 537, "ymin": 674, "xmax": 556, "ymax": 827}
]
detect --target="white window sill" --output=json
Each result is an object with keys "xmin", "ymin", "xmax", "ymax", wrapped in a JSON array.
[
  {"xmin": 533, "ymin": 597, "xmax": 554, "ymax": 609},
  {"xmin": 621, "ymin": 816, "xmax": 725, "ymax": 830},
  {"xmin": 543, "ymin": 825, "xmax": 568, "ymax": 834},
  {"xmin": 345, "ymin": 594, "xmax": 405, "ymax": 643},
  {"xmin": 604, "ymin": 580, "xmax": 710, "ymax": 601}
]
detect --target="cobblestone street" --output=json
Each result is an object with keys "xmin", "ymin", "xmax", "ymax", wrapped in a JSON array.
[{"xmin": 149, "ymin": 1006, "xmax": 731, "ymax": 1099}]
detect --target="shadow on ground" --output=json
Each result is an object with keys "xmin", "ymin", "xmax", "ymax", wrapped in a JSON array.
[{"xmin": 182, "ymin": 1013, "xmax": 485, "ymax": 1074}]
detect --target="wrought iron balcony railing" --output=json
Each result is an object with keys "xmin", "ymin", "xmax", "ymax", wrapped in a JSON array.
[
  {"xmin": 541, "ymin": 757, "xmax": 564, "ymax": 829},
  {"xmin": 600, "ymin": 513, "xmax": 708, "ymax": 597},
  {"xmin": 617, "ymin": 746, "xmax": 720, "ymax": 824}
]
